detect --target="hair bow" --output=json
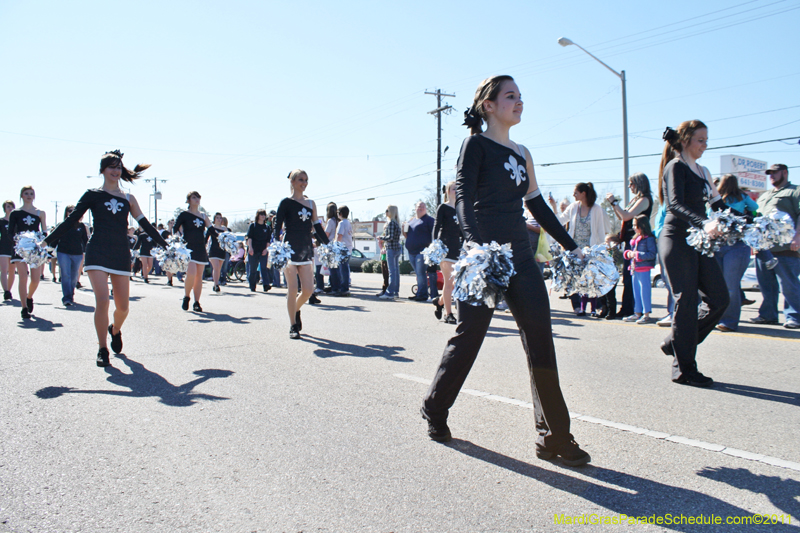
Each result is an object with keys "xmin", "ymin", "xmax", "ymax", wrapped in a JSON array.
[
  {"xmin": 662, "ymin": 127, "xmax": 678, "ymax": 143},
  {"xmin": 105, "ymin": 149, "xmax": 124, "ymax": 159},
  {"xmin": 462, "ymin": 107, "xmax": 482, "ymax": 128}
]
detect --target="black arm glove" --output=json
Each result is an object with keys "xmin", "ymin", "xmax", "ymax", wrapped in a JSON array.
[
  {"xmin": 44, "ymin": 190, "xmax": 93, "ymax": 246},
  {"xmin": 137, "ymin": 215, "xmax": 169, "ymax": 248},
  {"xmin": 314, "ymin": 222, "xmax": 329, "ymax": 245},
  {"xmin": 524, "ymin": 191, "xmax": 579, "ymax": 252}
]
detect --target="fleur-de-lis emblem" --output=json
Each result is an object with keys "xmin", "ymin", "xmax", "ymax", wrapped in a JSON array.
[
  {"xmin": 23, "ymin": 215, "xmax": 36, "ymax": 226},
  {"xmin": 298, "ymin": 208, "xmax": 311, "ymax": 222},
  {"xmin": 504, "ymin": 155, "xmax": 527, "ymax": 187},
  {"xmin": 193, "ymin": 218, "xmax": 204, "ymax": 228},
  {"xmin": 147, "ymin": 237, "xmax": 152, "ymax": 242},
  {"xmin": 453, "ymin": 215, "xmax": 458, "ymax": 224},
  {"xmin": 105, "ymin": 198, "xmax": 123, "ymax": 214}
]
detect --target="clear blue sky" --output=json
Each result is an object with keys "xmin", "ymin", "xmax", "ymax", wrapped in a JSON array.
[{"xmin": 1, "ymin": 0, "xmax": 798, "ymax": 226}]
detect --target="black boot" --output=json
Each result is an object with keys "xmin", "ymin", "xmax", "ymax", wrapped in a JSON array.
[{"xmin": 96, "ymin": 347, "xmax": 110, "ymax": 367}]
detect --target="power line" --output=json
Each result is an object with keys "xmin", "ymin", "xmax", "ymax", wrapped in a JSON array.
[{"xmin": 537, "ymin": 136, "xmax": 800, "ymax": 167}]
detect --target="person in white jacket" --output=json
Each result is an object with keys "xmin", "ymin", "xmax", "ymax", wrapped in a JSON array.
[{"xmin": 549, "ymin": 182, "xmax": 611, "ymax": 315}]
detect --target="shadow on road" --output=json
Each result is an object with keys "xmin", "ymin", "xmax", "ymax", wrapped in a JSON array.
[
  {"xmin": 446, "ymin": 439, "xmax": 793, "ymax": 531},
  {"xmin": 697, "ymin": 466, "xmax": 799, "ymax": 521},
  {"xmin": 34, "ymin": 354, "xmax": 234, "ymax": 406},
  {"xmin": 187, "ymin": 311, "xmax": 267, "ymax": 325},
  {"xmin": 302, "ymin": 335, "xmax": 412, "ymax": 362},
  {"xmin": 17, "ymin": 315, "xmax": 63, "ymax": 332},
  {"xmin": 709, "ymin": 382, "xmax": 800, "ymax": 407}
]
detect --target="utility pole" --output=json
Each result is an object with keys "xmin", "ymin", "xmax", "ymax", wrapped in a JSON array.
[
  {"xmin": 426, "ymin": 89, "xmax": 455, "ymax": 206},
  {"xmin": 144, "ymin": 177, "xmax": 167, "ymax": 226},
  {"xmin": 51, "ymin": 200, "xmax": 60, "ymax": 225}
]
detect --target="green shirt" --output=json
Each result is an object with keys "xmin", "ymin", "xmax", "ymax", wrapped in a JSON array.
[{"xmin": 756, "ymin": 183, "xmax": 800, "ymax": 253}]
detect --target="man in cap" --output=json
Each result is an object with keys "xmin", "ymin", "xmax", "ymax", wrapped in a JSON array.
[{"xmin": 750, "ymin": 164, "xmax": 800, "ymax": 328}]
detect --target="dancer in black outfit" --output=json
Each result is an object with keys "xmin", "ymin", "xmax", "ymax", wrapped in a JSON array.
[
  {"xmin": 134, "ymin": 226, "xmax": 157, "ymax": 283},
  {"xmin": 0, "ymin": 200, "xmax": 16, "ymax": 301},
  {"xmin": 45, "ymin": 150, "xmax": 168, "ymax": 366},
  {"xmin": 421, "ymin": 75, "xmax": 591, "ymax": 466},
  {"xmin": 246, "ymin": 209, "xmax": 272, "ymax": 293},
  {"xmin": 8, "ymin": 186, "xmax": 47, "ymax": 319},
  {"xmin": 274, "ymin": 170, "xmax": 329, "ymax": 339},
  {"xmin": 205, "ymin": 212, "xmax": 229, "ymax": 293},
  {"xmin": 432, "ymin": 180, "xmax": 462, "ymax": 324},
  {"xmin": 174, "ymin": 191, "xmax": 210, "ymax": 312},
  {"xmin": 161, "ymin": 220, "xmax": 175, "ymax": 286},
  {"xmin": 657, "ymin": 121, "xmax": 730, "ymax": 387}
]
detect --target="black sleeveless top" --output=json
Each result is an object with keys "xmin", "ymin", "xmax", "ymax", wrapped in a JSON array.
[
  {"xmin": 433, "ymin": 203, "xmax": 463, "ymax": 261},
  {"xmin": 275, "ymin": 197, "xmax": 314, "ymax": 264},
  {"xmin": 8, "ymin": 208, "xmax": 43, "ymax": 261},
  {"xmin": 620, "ymin": 195, "xmax": 653, "ymax": 244},
  {"xmin": 174, "ymin": 210, "xmax": 209, "ymax": 263}
]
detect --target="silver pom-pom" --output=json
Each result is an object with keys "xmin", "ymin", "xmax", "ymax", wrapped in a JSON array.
[
  {"xmin": 550, "ymin": 245, "xmax": 620, "ymax": 297},
  {"xmin": 317, "ymin": 242, "xmax": 350, "ymax": 268},
  {"xmin": 686, "ymin": 209, "xmax": 749, "ymax": 256},
  {"xmin": 130, "ymin": 249, "xmax": 140, "ymax": 264},
  {"xmin": 743, "ymin": 210, "xmax": 795, "ymax": 252},
  {"xmin": 423, "ymin": 239, "xmax": 449, "ymax": 266},
  {"xmin": 14, "ymin": 231, "xmax": 50, "ymax": 268},
  {"xmin": 154, "ymin": 236, "xmax": 192, "ymax": 273},
  {"xmin": 452, "ymin": 241, "xmax": 516, "ymax": 308},
  {"xmin": 218, "ymin": 232, "xmax": 239, "ymax": 255},
  {"xmin": 267, "ymin": 241, "xmax": 294, "ymax": 270}
]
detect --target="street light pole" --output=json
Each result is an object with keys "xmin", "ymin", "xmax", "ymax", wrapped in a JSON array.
[{"xmin": 558, "ymin": 37, "xmax": 630, "ymax": 205}]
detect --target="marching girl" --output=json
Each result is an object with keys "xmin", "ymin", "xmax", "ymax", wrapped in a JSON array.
[
  {"xmin": 205, "ymin": 212, "xmax": 228, "ymax": 293},
  {"xmin": 658, "ymin": 121, "xmax": 730, "ymax": 387},
  {"xmin": 134, "ymin": 225, "xmax": 157, "ymax": 283},
  {"xmin": 1, "ymin": 200, "xmax": 17, "ymax": 301},
  {"xmin": 174, "ymin": 191, "xmax": 210, "ymax": 312},
  {"xmin": 44, "ymin": 150, "xmax": 167, "ymax": 366},
  {"xmin": 273, "ymin": 170, "xmax": 329, "ymax": 339},
  {"xmin": 421, "ymin": 75, "xmax": 591, "ymax": 466},
  {"xmin": 432, "ymin": 181, "xmax": 462, "ymax": 324},
  {"xmin": 8, "ymin": 186, "xmax": 46, "ymax": 319}
]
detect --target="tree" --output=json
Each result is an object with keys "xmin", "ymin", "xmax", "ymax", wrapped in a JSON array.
[{"xmin": 228, "ymin": 218, "xmax": 252, "ymax": 233}]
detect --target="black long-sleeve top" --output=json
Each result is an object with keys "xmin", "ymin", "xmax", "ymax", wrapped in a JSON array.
[
  {"xmin": 54, "ymin": 222, "xmax": 89, "ymax": 255},
  {"xmin": 246, "ymin": 222, "xmax": 272, "ymax": 254},
  {"xmin": 661, "ymin": 159, "xmax": 728, "ymax": 237},
  {"xmin": 455, "ymin": 134, "xmax": 576, "ymax": 266}
]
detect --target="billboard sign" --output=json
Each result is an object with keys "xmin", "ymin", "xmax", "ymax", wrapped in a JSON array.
[{"xmin": 720, "ymin": 154, "xmax": 768, "ymax": 191}]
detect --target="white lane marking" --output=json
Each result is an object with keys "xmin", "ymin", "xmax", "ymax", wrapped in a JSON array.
[{"xmin": 395, "ymin": 373, "xmax": 800, "ymax": 473}]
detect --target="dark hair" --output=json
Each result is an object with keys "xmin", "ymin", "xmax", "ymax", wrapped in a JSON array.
[
  {"xmin": 574, "ymin": 182, "xmax": 597, "ymax": 207},
  {"xmin": 658, "ymin": 120, "xmax": 707, "ymax": 202},
  {"xmin": 633, "ymin": 214, "xmax": 653, "ymax": 237},
  {"xmin": 99, "ymin": 150, "xmax": 150, "ymax": 182},
  {"xmin": 718, "ymin": 173, "xmax": 745, "ymax": 204},
  {"xmin": 464, "ymin": 75, "xmax": 515, "ymax": 135},
  {"xmin": 64, "ymin": 205, "xmax": 76, "ymax": 219},
  {"xmin": 186, "ymin": 191, "xmax": 201, "ymax": 204},
  {"xmin": 2, "ymin": 200, "xmax": 14, "ymax": 210},
  {"xmin": 255, "ymin": 209, "xmax": 267, "ymax": 223},
  {"xmin": 338, "ymin": 205, "xmax": 349, "ymax": 219},
  {"xmin": 213, "ymin": 212, "xmax": 223, "ymax": 221},
  {"xmin": 326, "ymin": 202, "xmax": 338, "ymax": 221}
]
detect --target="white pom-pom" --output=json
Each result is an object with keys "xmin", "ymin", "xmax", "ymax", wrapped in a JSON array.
[
  {"xmin": 14, "ymin": 231, "xmax": 50, "ymax": 268},
  {"xmin": 423, "ymin": 239, "xmax": 448, "ymax": 266},
  {"xmin": 452, "ymin": 241, "xmax": 515, "ymax": 308},
  {"xmin": 267, "ymin": 241, "xmax": 294, "ymax": 270}
]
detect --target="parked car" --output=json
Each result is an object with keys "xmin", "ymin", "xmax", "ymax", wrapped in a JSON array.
[
  {"xmin": 741, "ymin": 257, "xmax": 759, "ymax": 291},
  {"xmin": 348, "ymin": 249, "xmax": 374, "ymax": 272}
]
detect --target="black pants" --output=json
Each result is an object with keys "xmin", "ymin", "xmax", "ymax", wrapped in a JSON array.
[
  {"xmin": 422, "ymin": 259, "xmax": 573, "ymax": 449},
  {"xmin": 658, "ymin": 230, "xmax": 729, "ymax": 380}
]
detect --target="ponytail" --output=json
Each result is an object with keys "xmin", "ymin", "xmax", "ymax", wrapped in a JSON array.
[{"xmin": 463, "ymin": 75, "xmax": 515, "ymax": 135}]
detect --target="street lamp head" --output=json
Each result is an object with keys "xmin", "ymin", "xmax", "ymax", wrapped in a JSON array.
[{"xmin": 557, "ymin": 37, "xmax": 574, "ymax": 47}]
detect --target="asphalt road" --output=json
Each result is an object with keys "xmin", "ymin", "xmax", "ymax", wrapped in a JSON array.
[{"xmin": 1, "ymin": 271, "xmax": 799, "ymax": 532}]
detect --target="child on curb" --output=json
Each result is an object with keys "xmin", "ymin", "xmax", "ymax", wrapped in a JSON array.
[{"xmin": 623, "ymin": 214, "xmax": 657, "ymax": 324}]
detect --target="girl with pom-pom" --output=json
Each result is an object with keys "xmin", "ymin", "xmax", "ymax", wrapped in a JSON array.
[
  {"xmin": 658, "ymin": 121, "xmax": 730, "ymax": 387},
  {"xmin": 431, "ymin": 180, "xmax": 462, "ymax": 324},
  {"xmin": 174, "ymin": 191, "xmax": 211, "ymax": 312},
  {"xmin": 420, "ymin": 75, "xmax": 591, "ymax": 466},
  {"xmin": 0, "ymin": 200, "xmax": 17, "ymax": 302},
  {"xmin": 45, "ymin": 151, "xmax": 168, "ymax": 367},
  {"xmin": 273, "ymin": 170, "xmax": 329, "ymax": 339},
  {"xmin": 8, "ymin": 186, "xmax": 46, "ymax": 319},
  {"xmin": 205, "ymin": 212, "xmax": 229, "ymax": 293}
]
